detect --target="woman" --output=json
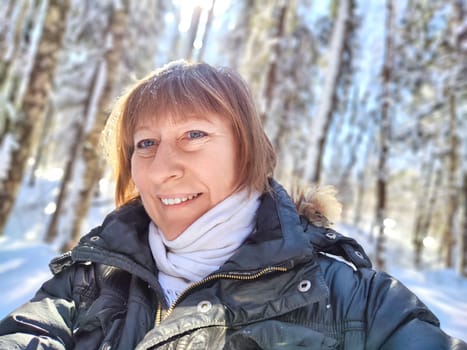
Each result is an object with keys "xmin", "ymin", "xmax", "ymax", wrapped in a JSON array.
[{"xmin": 0, "ymin": 61, "xmax": 465, "ymax": 350}]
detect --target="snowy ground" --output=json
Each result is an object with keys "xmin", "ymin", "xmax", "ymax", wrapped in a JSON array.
[{"xmin": 0, "ymin": 178, "xmax": 466, "ymax": 342}]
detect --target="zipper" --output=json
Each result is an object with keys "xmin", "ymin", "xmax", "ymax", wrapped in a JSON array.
[{"xmin": 154, "ymin": 265, "xmax": 288, "ymax": 326}]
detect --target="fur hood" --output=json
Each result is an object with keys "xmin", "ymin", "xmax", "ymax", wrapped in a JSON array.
[{"xmin": 293, "ymin": 185, "xmax": 342, "ymax": 228}]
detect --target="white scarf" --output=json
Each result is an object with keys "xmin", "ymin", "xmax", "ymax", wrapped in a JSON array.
[{"xmin": 148, "ymin": 189, "xmax": 261, "ymax": 305}]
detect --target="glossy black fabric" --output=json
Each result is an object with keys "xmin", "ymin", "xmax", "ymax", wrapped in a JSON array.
[{"xmin": 0, "ymin": 180, "xmax": 465, "ymax": 349}]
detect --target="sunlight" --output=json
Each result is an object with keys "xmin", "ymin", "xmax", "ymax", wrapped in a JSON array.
[
  {"xmin": 175, "ymin": 0, "xmax": 230, "ymax": 32},
  {"xmin": 383, "ymin": 218, "xmax": 396, "ymax": 229},
  {"xmin": 43, "ymin": 202, "xmax": 56, "ymax": 215},
  {"xmin": 423, "ymin": 236, "xmax": 437, "ymax": 249},
  {"xmin": 34, "ymin": 167, "xmax": 63, "ymax": 182},
  {"xmin": 383, "ymin": 218, "xmax": 397, "ymax": 235}
]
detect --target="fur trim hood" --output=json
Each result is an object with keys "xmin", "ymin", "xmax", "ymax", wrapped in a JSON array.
[{"xmin": 293, "ymin": 185, "xmax": 342, "ymax": 228}]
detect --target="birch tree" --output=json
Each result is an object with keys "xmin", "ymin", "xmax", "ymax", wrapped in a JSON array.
[
  {"xmin": 64, "ymin": 0, "xmax": 129, "ymax": 251},
  {"xmin": 0, "ymin": 0, "xmax": 70, "ymax": 235}
]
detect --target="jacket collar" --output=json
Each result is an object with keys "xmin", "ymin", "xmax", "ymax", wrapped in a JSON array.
[
  {"xmin": 71, "ymin": 200, "xmax": 158, "ymax": 288},
  {"xmin": 220, "ymin": 179, "xmax": 318, "ymax": 272}
]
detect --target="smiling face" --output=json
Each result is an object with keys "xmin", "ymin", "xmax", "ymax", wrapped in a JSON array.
[{"xmin": 130, "ymin": 113, "xmax": 238, "ymax": 240}]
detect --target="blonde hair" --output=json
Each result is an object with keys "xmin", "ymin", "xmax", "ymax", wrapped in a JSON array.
[{"xmin": 103, "ymin": 61, "xmax": 276, "ymax": 206}]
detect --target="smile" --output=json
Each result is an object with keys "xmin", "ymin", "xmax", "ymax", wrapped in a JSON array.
[{"xmin": 160, "ymin": 193, "xmax": 201, "ymax": 206}]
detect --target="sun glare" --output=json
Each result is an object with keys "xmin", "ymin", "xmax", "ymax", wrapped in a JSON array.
[{"xmin": 175, "ymin": 0, "xmax": 231, "ymax": 32}]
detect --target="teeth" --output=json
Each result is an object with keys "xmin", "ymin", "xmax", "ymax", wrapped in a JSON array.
[{"xmin": 161, "ymin": 193, "xmax": 199, "ymax": 206}]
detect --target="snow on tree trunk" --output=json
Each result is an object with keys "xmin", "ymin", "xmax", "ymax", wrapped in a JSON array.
[
  {"xmin": 302, "ymin": 0, "xmax": 352, "ymax": 184},
  {"xmin": 374, "ymin": 0, "xmax": 394, "ymax": 271},
  {"xmin": 0, "ymin": 0, "xmax": 69, "ymax": 235},
  {"xmin": 1, "ymin": 0, "xmax": 46, "ymax": 143},
  {"xmin": 63, "ymin": 1, "xmax": 129, "ymax": 251},
  {"xmin": 44, "ymin": 63, "xmax": 100, "ymax": 244}
]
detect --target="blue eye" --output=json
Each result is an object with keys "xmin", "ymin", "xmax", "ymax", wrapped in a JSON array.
[
  {"xmin": 136, "ymin": 139, "xmax": 156, "ymax": 149},
  {"xmin": 188, "ymin": 130, "xmax": 207, "ymax": 139}
]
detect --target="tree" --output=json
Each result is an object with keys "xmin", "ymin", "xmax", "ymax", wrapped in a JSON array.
[
  {"xmin": 458, "ymin": 171, "xmax": 467, "ymax": 277},
  {"xmin": 0, "ymin": 0, "xmax": 70, "ymax": 235},
  {"xmin": 64, "ymin": 0, "xmax": 129, "ymax": 251},
  {"xmin": 302, "ymin": 0, "xmax": 354, "ymax": 184},
  {"xmin": 374, "ymin": 0, "xmax": 394, "ymax": 270},
  {"xmin": 183, "ymin": 5, "xmax": 202, "ymax": 60},
  {"xmin": 196, "ymin": 0, "xmax": 216, "ymax": 61},
  {"xmin": 222, "ymin": 0, "xmax": 255, "ymax": 70},
  {"xmin": 440, "ymin": 93, "xmax": 460, "ymax": 267}
]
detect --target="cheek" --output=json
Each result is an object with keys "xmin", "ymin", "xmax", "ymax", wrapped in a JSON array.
[{"xmin": 130, "ymin": 156, "xmax": 142, "ymax": 189}]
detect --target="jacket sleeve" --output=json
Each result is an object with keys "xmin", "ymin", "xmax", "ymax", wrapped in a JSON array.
[
  {"xmin": 365, "ymin": 271, "xmax": 467, "ymax": 350},
  {"xmin": 0, "ymin": 266, "xmax": 78, "ymax": 350}
]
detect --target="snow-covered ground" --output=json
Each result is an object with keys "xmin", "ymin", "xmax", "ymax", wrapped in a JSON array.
[{"xmin": 0, "ymin": 179, "xmax": 466, "ymax": 342}]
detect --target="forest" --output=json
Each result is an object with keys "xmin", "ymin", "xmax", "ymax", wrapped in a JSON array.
[{"xmin": 0, "ymin": 0, "xmax": 466, "ymax": 280}]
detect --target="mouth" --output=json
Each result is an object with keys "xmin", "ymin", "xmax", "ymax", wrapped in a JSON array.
[{"xmin": 159, "ymin": 193, "xmax": 202, "ymax": 206}]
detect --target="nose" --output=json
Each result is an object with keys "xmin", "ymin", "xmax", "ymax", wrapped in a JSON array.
[{"xmin": 149, "ymin": 141, "xmax": 184, "ymax": 184}]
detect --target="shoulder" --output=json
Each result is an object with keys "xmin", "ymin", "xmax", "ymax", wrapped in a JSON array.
[
  {"xmin": 301, "ymin": 218, "xmax": 372, "ymax": 269},
  {"xmin": 315, "ymin": 251, "xmax": 441, "ymax": 334}
]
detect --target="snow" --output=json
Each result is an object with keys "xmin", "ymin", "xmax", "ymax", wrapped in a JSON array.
[
  {"xmin": 0, "ymin": 238, "xmax": 54, "ymax": 308},
  {"xmin": 0, "ymin": 133, "xmax": 18, "ymax": 181}
]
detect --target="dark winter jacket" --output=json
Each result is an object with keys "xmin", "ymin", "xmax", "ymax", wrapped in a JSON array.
[{"xmin": 0, "ymin": 180, "xmax": 465, "ymax": 349}]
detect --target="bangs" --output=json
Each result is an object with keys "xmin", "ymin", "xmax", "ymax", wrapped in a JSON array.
[{"xmin": 122, "ymin": 65, "xmax": 233, "ymax": 148}]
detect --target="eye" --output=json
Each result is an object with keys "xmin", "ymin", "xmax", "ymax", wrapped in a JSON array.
[
  {"xmin": 136, "ymin": 139, "xmax": 157, "ymax": 149},
  {"xmin": 187, "ymin": 130, "xmax": 207, "ymax": 140}
]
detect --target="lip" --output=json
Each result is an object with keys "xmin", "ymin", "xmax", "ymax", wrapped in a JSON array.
[{"xmin": 158, "ymin": 193, "xmax": 202, "ymax": 206}]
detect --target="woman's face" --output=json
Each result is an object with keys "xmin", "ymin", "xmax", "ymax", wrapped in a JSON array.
[{"xmin": 131, "ymin": 113, "xmax": 238, "ymax": 240}]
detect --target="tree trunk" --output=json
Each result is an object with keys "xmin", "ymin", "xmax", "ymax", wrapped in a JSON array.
[
  {"xmin": 457, "ymin": 171, "xmax": 467, "ymax": 277},
  {"xmin": 28, "ymin": 100, "xmax": 53, "ymax": 186},
  {"xmin": 0, "ymin": 0, "xmax": 69, "ymax": 235},
  {"xmin": 441, "ymin": 92, "xmax": 459, "ymax": 267},
  {"xmin": 44, "ymin": 64, "xmax": 100, "ymax": 243},
  {"xmin": 412, "ymin": 148, "xmax": 435, "ymax": 267},
  {"xmin": 1, "ymin": 0, "xmax": 44, "ymax": 143},
  {"xmin": 62, "ymin": 1, "xmax": 129, "ymax": 251},
  {"xmin": 260, "ymin": 3, "xmax": 288, "ymax": 125},
  {"xmin": 196, "ymin": 0, "xmax": 215, "ymax": 61},
  {"xmin": 168, "ymin": 2, "xmax": 182, "ymax": 60},
  {"xmin": 224, "ymin": 0, "xmax": 254, "ymax": 70},
  {"xmin": 183, "ymin": 5, "xmax": 202, "ymax": 60},
  {"xmin": 337, "ymin": 87, "xmax": 363, "ymax": 221},
  {"xmin": 302, "ymin": 0, "xmax": 353, "ymax": 184},
  {"xmin": 374, "ymin": 0, "xmax": 394, "ymax": 271}
]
